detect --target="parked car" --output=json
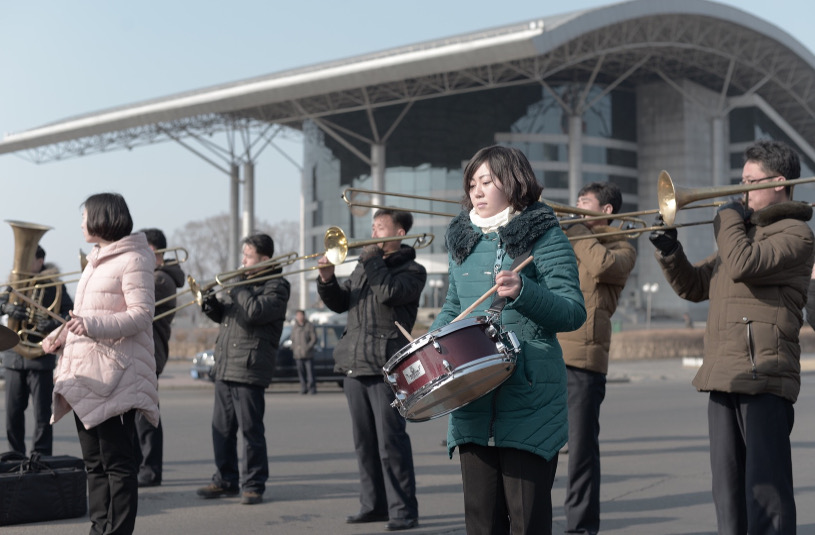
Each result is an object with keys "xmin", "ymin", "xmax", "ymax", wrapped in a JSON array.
[{"xmin": 190, "ymin": 323, "xmax": 347, "ymax": 386}]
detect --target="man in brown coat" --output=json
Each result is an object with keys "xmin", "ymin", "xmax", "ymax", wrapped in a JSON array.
[
  {"xmin": 291, "ymin": 309, "xmax": 318, "ymax": 395},
  {"xmin": 559, "ymin": 182, "xmax": 636, "ymax": 535},
  {"xmin": 650, "ymin": 140, "xmax": 813, "ymax": 535}
]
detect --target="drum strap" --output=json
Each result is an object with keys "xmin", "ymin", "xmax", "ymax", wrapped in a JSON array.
[{"xmin": 486, "ymin": 248, "xmax": 532, "ymax": 317}]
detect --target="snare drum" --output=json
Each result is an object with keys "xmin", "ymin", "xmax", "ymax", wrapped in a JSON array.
[{"xmin": 383, "ymin": 316, "xmax": 520, "ymax": 422}]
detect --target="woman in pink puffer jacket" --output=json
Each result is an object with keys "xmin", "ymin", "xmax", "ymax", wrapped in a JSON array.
[{"xmin": 43, "ymin": 192, "xmax": 158, "ymax": 535}]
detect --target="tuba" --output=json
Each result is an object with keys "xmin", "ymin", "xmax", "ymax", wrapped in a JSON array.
[{"xmin": 4, "ymin": 220, "xmax": 61, "ymax": 359}]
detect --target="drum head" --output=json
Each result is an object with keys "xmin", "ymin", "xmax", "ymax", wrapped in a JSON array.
[{"xmin": 0, "ymin": 325, "xmax": 20, "ymax": 351}]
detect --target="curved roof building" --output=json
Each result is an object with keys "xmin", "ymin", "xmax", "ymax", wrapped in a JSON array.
[{"xmin": 2, "ymin": 0, "xmax": 815, "ymax": 319}]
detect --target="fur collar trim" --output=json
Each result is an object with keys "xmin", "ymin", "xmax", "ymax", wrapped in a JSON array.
[
  {"xmin": 446, "ymin": 202, "xmax": 559, "ymax": 264},
  {"xmin": 750, "ymin": 201, "xmax": 813, "ymax": 227}
]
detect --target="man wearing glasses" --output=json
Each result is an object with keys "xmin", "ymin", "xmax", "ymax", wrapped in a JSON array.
[{"xmin": 649, "ymin": 139, "xmax": 810, "ymax": 535}]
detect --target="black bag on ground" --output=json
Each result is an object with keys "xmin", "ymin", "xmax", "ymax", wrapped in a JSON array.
[{"xmin": 0, "ymin": 451, "xmax": 87, "ymax": 526}]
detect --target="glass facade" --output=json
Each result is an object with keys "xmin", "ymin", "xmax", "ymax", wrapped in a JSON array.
[{"xmin": 303, "ymin": 83, "xmax": 639, "ymax": 307}]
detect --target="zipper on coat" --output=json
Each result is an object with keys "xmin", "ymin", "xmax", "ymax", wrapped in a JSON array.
[
  {"xmin": 746, "ymin": 322, "xmax": 757, "ymax": 379},
  {"xmin": 487, "ymin": 391, "xmax": 499, "ymax": 446}
]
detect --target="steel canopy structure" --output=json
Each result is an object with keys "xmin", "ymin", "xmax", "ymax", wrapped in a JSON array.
[{"xmin": 2, "ymin": 0, "xmax": 815, "ymax": 163}]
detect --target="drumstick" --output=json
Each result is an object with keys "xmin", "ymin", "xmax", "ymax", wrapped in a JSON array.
[
  {"xmin": 394, "ymin": 321, "xmax": 415, "ymax": 342},
  {"xmin": 452, "ymin": 255, "xmax": 535, "ymax": 322}
]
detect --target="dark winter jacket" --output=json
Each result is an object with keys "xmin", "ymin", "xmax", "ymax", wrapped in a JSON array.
[
  {"xmin": 317, "ymin": 244, "xmax": 427, "ymax": 377},
  {"xmin": 203, "ymin": 271, "xmax": 290, "ymax": 388},
  {"xmin": 655, "ymin": 201, "xmax": 815, "ymax": 403},
  {"xmin": 558, "ymin": 224, "xmax": 637, "ymax": 375},
  {"xmin": 430, "ymin": 202, "xmax": 586, "ymax": 461},
  {"xmin": 152, "ymin": 262, "xmax": 185, "ymax": 376},
  {"xmin": 2, "ymin": 264, "xmax": 73, "ymax": 371}
]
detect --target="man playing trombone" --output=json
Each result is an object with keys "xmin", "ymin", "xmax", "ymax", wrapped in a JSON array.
[
  {"xmin": 558, "ymin": 182, "xmax": 637, "ymax": 535},
  {"xmin": 134, "ymin": 228, "xmax": 185, "ymax": 487},
  {"xmin": 196, "ymin": 233, "xmax": 291, "ymax": 506},
  {"xmin": 317, "ymin": 209, "xmax": 426, "ymax": 531},
  {"xmin": 1, "ymin": 245, "xmax": 73, "ymax": 456},
  {"xmin": 650, "ymin": 140, "xmax": 810, "ymax": 534}
]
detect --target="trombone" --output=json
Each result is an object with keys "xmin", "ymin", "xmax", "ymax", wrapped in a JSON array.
[
  {"xmin": 1, "ymin": 246, "xmax": 189, "ymax": 291},
  {"xmin": 658, "ymin": 170, "xmax": 815, "ymax": 225},
  {"xmin": 153, "ymin": 251, "xmax": 300, "ymax": 320}
]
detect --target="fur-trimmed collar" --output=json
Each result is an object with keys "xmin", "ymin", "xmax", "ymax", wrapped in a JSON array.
[
  {"xmin": 383, "ymin": 244, "xmax": 417, "ymax": 266},
  {"xmin": 749, "ymin": 201, "xmax": 813, "ymax": 227},
  {"xmin": 446, "ymin": 202, "xmax": 559, "ymax": 264}
]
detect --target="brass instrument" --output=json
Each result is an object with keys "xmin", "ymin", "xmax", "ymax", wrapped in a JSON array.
[
  {"xmin": 3, "ymin": 220, "xmax": 61, "ymax": 359},
  {"xmin": 342, "ymin": 187, "xmax": 652, "ymax": 232},
  {"xmin": 658, "ymin": 170, "xmax": 815, "ymax": 225},
  {"xmin": 153, "ymin": 251, "xmax": 301, "ymax": 321}
]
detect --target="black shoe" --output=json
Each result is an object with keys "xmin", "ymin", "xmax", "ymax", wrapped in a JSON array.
[
  {"xmin": 386, "ymin": 518, "xmax": 419, "ymax": 531},
  {"xmin": 346, "ymin": 511, "xmax": 389, "ymax": 523},
  {"xmin": 196, "ymin": 483, "xmax": 240, "ymax": 499}
]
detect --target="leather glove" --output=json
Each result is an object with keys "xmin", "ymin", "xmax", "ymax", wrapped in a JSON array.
[
  {"xmin": 359, "ymin": 244, "xmax": 383, "ymax": 263},
  {"xmin": 649, "ymin": 215, "xmax": 679, "ymax": 256},
  {"xmin": 36, "ymin": 316, "xmax": 60, "ymax": 334},
  {"xmin": 1, "ymin": 302, "xmax": 29, "ymax": 321},
  {"xmin": 716, "ymin": 198, "xmax": 752, "ymax": 221},
  {"xmin": 200, "ymin": 294, "xmax": 219, "ymax": 313}
]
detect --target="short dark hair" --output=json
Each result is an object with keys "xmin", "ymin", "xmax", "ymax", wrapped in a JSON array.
[
  {"xmin": 461, "ymin": 145, "xmax": 543, "ymax": 212},
  {"xmin": 35, "ymin": 245, "xmax": 45, "ymax": 260},
  {"xmin": 577, "ymin": 182, "xmax": 623, "ymax": 214},
  {"xmin": 242, "ymin": 233, "xmax": 274, "ymax": 258},
  {"xmin": 82, "ymin": 193, "xmax": 133, "ymax": 242},
  {"xmin": 139, "ymin": 228, "xmax": 167, "ymax": 250},
  {"xmin": 745, "ymin": 140, "xmax": 801, "ymax": 196},
  {"xmin": 373, "ymin": 208, "xmax": 413, "ymax": 233}
]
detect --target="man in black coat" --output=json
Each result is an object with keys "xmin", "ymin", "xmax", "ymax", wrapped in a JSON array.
[
  {"xmin": 1, "ymin": 245, "xmax": 73, "ymax": 456},
  {"xmin": 135, "ymin": 228, "xmax": 185, "ymax": 487},
  {"xmin": 196, "ymin": 233, "xmax": 290, "ymax": 506},
  {"xmin": 317, "ymin": 209, "xmax": 426, "ymax": 532}
]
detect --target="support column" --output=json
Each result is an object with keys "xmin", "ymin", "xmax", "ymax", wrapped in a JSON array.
[
  {"xmin": 229, "ymin": 163, "xmax": 240, "ymax": 269},
  {"xmin": 712, "ymin": 117, "xmax": 726, "ymax": 187},
  {"xmin": 299, "ymin": 169, "xmax": 307, "ymax": 310},
  {"xmin": 371, "ymin": 143, "xmax": 386, "ymax": 209},
  {"xmin": 568, "ymin": 114, "xmax": 583, "ymax": 206},
  {"xmin": 242, "ymin": 161, "xmax": 255, "ymax": 238}
]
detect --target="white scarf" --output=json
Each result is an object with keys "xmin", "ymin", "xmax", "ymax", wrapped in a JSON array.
[{"xmin": 469, "ymin": 206, "xmax": 515, "ymax": 234}]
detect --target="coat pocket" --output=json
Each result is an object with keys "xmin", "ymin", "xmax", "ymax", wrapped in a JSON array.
[{"xmin": 74, "ymin": 342, "xmax": 128, "ymax": 397}]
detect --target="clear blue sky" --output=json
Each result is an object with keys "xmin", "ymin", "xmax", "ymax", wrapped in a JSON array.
[{"xmin": 1, "ymin": 0, "xmax": 813, "ymax": 274}]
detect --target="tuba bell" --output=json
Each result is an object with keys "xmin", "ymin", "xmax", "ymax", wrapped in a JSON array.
[{"xmin": 4, "ymin": 220, "xmax": 61, "ymax": 359}]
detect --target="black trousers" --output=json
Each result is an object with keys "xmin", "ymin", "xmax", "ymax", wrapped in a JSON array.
[
  {"xmin": 708, "ymin": 391, "xmax": 796, "ymax": 535},
  {"xmin": 343, "ymin": 375, "xmax": 418, "ymax": 521},
  {"xmin": 74, "ymin": 410, "xmax": 139, "ymax": 535},
  {"xmin": 4, "ymin": 367, "xmax": 54, "ymax": 456},
  {"xmin": 459, "ymin": 443, "xmax": 559, "ymax": 535},
  {"xmin": 295, "ymin": 358, "xmax": 316, "ymax": 394},
  {"xmin": 564, "ymin": 366, "xmax": 606, "ymax": 535},
  {"xmin": 135, "ymin": 404, "xmax": 163, "ymax": 484},
  {"xmin": 211, "ymin": 380, "xmax": 268, "ymax": 494}
]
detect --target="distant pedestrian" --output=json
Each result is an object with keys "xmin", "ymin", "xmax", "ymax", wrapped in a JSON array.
[{"xmin": 291, "ymin": 310, "xmax": 318, "ymax": 395}]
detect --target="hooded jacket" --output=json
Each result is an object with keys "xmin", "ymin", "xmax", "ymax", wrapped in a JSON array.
[
  {"xmin": 202, "ymin": 271, "xmax": 290, "ymax": 388},
  {"xmin": 558, "ymin": 223, "xmax": 637, "ymax": 374},
  {"xmin": 153, "ymin": 261, "xmax": 185, "ymax": 375},
  {"xmin": 655, "ymin": 201, "xmax": 815, "ymax": 403},
  {"xmin": 430, "ymin": 202, "xmax": 586, "ymax": 461},
  {"xmin": 47, "ymin": 233, "xmax": 160, "ymax": 429},
  {"xmin": 317, "ymin": 244, "xmax": 427, "ymax": 377}
]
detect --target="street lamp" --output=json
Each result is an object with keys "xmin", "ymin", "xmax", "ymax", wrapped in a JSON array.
[{"xmin": 642, "ymin": 282, "xmax": 659, "ymax": 330}]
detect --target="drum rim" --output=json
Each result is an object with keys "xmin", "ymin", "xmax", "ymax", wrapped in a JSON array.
[
  {"xmin": 383, "ymin": 316, "xmax": 492, "ymax": 372},
  {"xmin": 398, "ymin": 354, "xmax": 517, "ymax": 421}
]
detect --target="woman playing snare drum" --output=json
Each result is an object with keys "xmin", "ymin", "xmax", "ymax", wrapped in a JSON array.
[{"xmin": 430, "ymin": 145, "xmax": 585, "ymax": 535}]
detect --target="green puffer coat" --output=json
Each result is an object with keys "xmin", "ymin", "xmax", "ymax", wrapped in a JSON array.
[{"xmin": 430, "ymin": 202, "xmax": 586, "ymax": 461}]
